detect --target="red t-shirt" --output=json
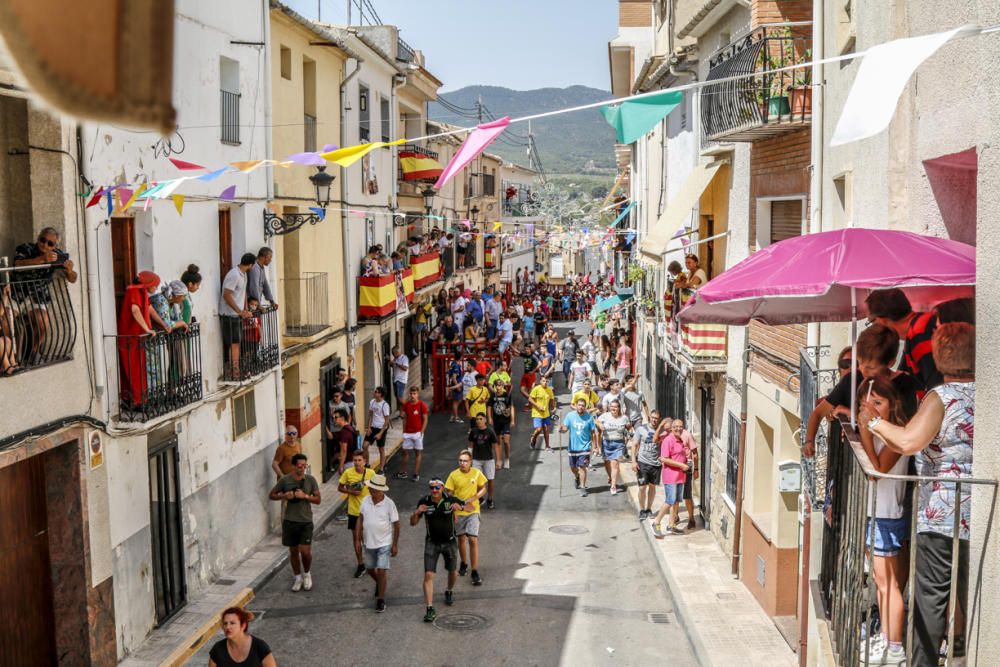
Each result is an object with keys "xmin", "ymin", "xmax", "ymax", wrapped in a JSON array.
[
  {"xmin": 402, "ymin": 399, "xmax": 429, "ymax": 434},
  {"xmin": 475, "ymin": 361, "xmax": 492, "ymax": 377}
]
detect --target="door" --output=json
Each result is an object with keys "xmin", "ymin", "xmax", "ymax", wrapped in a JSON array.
[
  {"xmin": 110, "ymin": 216, "xmax": 136, "ymax": 315},
  {"xmin": 218, "ymin": 208, "xmax": 233, "ymax": 282},
  {"xmin": 0, "ymin": 455, "xmax": 57, "ymax": 665},
  {"xmin": 149, "ymin": 437, "xmax": 186, "ymax": 623},
  {"xmin": 319, "ymin": 357, "xmax": 342, "ymax": 483},
  {"xmin": 699, "ymin": 385, "xmax": 714, "ymax": 522},
  {"xmin": 381, "ymin": 333, "xmax": 392, "ymax": 409}
]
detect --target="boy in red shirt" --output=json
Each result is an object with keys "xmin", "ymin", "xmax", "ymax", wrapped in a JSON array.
[
  {"xmin": 396, "ymin": 386, "xmax": 429, "ymax": 481},
  {"xmin": 474, "ymin": 350, "xmax": 492, "ymax": 378}
]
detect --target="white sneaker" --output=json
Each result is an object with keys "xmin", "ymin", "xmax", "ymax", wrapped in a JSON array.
[
  {"xmin": 883, "ymin": 643, "xmax": 905, "ymax": 666},
  {"xmin": 859, "ymin": 634, "xmax": 886, "ymax": 665},
  {"xmin": 291, "ymin": 575, "xmax": 303, "ymax": 592},
  {"xmin": 504, "ymin": 459, "xmax": 510, "ymax": 469},
  {"xmin": 302, "ymin": 572, "xmax": 313, "ymax": 591}
]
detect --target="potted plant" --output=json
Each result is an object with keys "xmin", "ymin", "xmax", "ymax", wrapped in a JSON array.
[
  {"xmin": 789, "ymin": 48, "xmax": 812, "ymax": 115},
  {"xmin": 627, "ymin": 264, "xmax": 646, "ymax": 284}
]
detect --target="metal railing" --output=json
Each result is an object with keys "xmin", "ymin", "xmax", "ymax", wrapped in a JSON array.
[
  {"xmin": 701, "ymin": 22, "xmax": 812, "ymax": 142},
  {"xmin": 283, "ymin": 272, "xmax": 328, "ymax": 337},
  {"xmin": 0, "ymin": 263, "xmax": 76, "ymax": 374},
  {"xmin": 115, "ymin": 326, "xmax": 203, "ymax": 422},
  {"xmin": 304, "ymin": 113, "xmax": 317, "ymax": 152},
  {"xmin": 397, "ymin": 143, "xmax": 438, "ymax": 160},
  {"xmin": 220, "ymin": 306, "xmax": 279, "ymax": 382},
  {"xmin": 221, "ymin": 89, "xmax": 241, "ymax": 145},
  {"xmin": 396, "ymin": 37, "xmax": 416, "ymax": 63},
  {"xmin": 799, "ymin": 347, "xmax": 839, "ymax": 507},
  {"xmin": 820, "ymin": 416, "xmax": 996, "ymax": 665},
  {"xmin": 501, "ymin": 181, "xmax": 540, "ymax": 216}
]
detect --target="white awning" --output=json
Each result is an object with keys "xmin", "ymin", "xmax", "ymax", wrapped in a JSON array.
[{"xmin": 640, "ymin": 160, "xmax": 725, "ymax": 259}]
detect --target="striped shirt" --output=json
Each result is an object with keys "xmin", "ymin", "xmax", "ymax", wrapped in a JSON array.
[{"xmin": 904, "ymin": 311, "xmax": 942, "ymax": 393}]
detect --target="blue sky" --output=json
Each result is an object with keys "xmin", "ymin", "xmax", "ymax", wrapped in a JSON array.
[{"xmin": 285, "ymin": 0, "xmax": 617, "ymax": 92}]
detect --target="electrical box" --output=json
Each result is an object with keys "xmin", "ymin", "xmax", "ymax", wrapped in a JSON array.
[{"xmin": 777, "ymin": 460, "xmax": 801, "ymax": 493}]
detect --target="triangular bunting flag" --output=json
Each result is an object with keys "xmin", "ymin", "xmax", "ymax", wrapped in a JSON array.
[
  {"xmin": 321, "ymin": 139, "xmax": 405, "ymax": 168},
  {"xmin": 219, "ymin": 185, "xmax": 236, "ymax": 201},
  {"xmin": 493, "ymin": 222, "xmax": 502, "ymax": 232},
  {"xmin": 86, "ymin": 191, "xmax": 102, "ymax": 208},
  {"xmin": 173, "ymin": 195, "xmax": 185, "ymax": 216},
  {"xmin": 434, "ymin": 118, "xmax": 510, "ymax": 189},
  {"xmin": 308, "ymin": 207, "xmax": 326, "ymax": 220},
  {"xmin": 196, "ymin": 167, "xmax": 231, "ymax": 182},
  {"xmin": 169, "ymin": 157, "xmax": 206, "ymax": 171},
  {"xmin": 600, "ymin": 90, "xmax": 683, "ymax": 144}
]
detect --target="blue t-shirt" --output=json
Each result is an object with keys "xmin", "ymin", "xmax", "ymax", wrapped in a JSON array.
[
  {"xmin": 561, "ymin": 295, "xmax": 571, "ymax": 311},
  {"xmin": 524, "ymin": 317, "xmax": 535, "ymax": 332},
  {"xmin": 563, "ymin": 411, "xmax": 596, "ymax": 453},
  {"xmin": 447, "ymin": 362, "xmax": 462, "ymax": 392}
]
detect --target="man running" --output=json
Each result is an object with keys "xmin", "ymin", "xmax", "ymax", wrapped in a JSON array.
[
  {"xmin": 488, "ymin": 379, "xmax": 515, "ymax": 469},
  {"xmin": 571, "ymin": 378, "xmax": 600, "ymax": 414},
  {"xmin": 568, "ymin": 350, "xmax": 593, "ymax": 393},
  {"xmin": 445, "ymin": 450, "xmax": 487, "ymax": 586},
  {"xmin": 465, "ymin": 373, "xmax": 491, "ymax": 428},
  {"xmin": 487, "ymin": 357, "xmax": 511, "ymax": 393},
  {"xmin": 559, "ymin": 332, "xmax": 580, "ymax": 385},
  {"xmin": 560, "ymin": 398, "xmax": 598, "ymax": 496},
  {"xmin": 338, "ymin": 451, "xmax": 374, "ymax": 577},
  {"xmin": 390, "ymin": 346, "xmax": 409, "ymax": 420},
  {"xmin": 517, "ymin": 341, "xmax": 541, "ymax": 412},
  {"xmin": 396, "ymin": 386, "xmax": 429, "ymax": 481},
  {"xmin": 355, "ymin": 473, "xmax": 399, "ymax": 612},
  {"xmin": 411, "ymin": 477, "xmax": 464, "ymax": 622},
  {"xmin": 528, "ymin": 374, "xmax": 556, "ymax": 451},
  {"xmin": 269, "ymin": 453, "xmax": 321, "ymax": 591},
  {"xmin": 631, "ymin": 411, "xmax": 666, "ymax": 519},
  {"xmin": 468, "ymin": 414, "xmax": 499, "ymax": 509},
  {"xmin": 364, "ymin": 387, "xmax": 391, "ymax": 472},
  {"xmin": 446, "ymin": 353, "xmax": 464, "ymax": 423}
]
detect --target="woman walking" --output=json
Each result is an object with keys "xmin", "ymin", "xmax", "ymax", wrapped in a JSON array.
[{"xmin": 208, "ymin": 607, "xmax": 275, "ymax": 667}]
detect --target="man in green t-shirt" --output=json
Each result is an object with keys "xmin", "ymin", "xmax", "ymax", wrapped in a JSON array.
[
  {"xmin": 269, "ymin": 453, "xmax": 321, "ymax": 592},
  {"xmin": 338, "ymin": 450, "xmax": 374, "ymax": 578}
]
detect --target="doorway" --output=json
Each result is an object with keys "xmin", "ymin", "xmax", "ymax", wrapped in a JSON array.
[
  {"xmin": 110, "ymin": 216, "xmax": 136, "ymax": 315},
  {"xmin": 320, "ymin": 356, "xmax": 343, "ymax": 482},
  {"xmin": 380, "ymin": 333, "xmax": 392, "ymax": 408},
  {"xmin": 149, "ymin": 436, "xmax": 186, "ymax": 624},
  {"xmin": 699, "ymin": 385, "xmax": 714, "ymax": 523}
]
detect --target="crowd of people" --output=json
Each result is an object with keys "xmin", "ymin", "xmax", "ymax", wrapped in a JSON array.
[{"xmin": 358, "ymin": 228, "xmax": 489, "ymax": 278}]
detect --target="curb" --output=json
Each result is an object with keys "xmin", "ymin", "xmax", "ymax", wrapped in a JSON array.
[{"xmin": 619, "ymin": 465, "xmax": 712, "ymax": 667}]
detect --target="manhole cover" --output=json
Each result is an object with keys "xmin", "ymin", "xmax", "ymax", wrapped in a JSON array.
[
  {"xmin": 548, "ymin": 524, "xmax": 589, "ymax": 535},
  {"xmin": 715, "ymin": 592, "xmax": 738, "ymax": 601},
  {"xmin": 647, "ymin": 612, "xmax": 671, "ymax": 624},
  {"xmin": 434, "ymin": 613, "xmax": 493, "ymax": 631},
  {"xmin": 216, "ymin": 578, "xmax": 236, "ymax": 586}
]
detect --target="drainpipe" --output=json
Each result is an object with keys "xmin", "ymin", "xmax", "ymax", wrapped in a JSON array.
[
  {"xmin": 731, "ymin": 333, "xmax": 751, "ymax": 575},
  {"xmin": 79, "ymin": 127, "xmax": 108, "ymax": 414},
  {"xmin": 341, "ymin": 58, "xmax": 362, "ymax": 331}
]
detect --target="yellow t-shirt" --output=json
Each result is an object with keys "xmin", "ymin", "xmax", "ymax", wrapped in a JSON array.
[
  {"xmin": 445, "ymin": 467, "xmax": 488, "ymax": 516},
  {"xmin": 338, "ymin": 467, "xmax": 373, "ymax": 516},
  {"xmin": 571, "ymin": 389, "xmax": 599, "ymax": 410},
  {"xmin": 529, "ymin": 385, "xmax": 555, "ymax": 418},
  {"xmin": 466, "ymin": 385, "xmax": 491, "ymax": 418},
  {"xmin": 487, "ymin": 371, "xmax": 510, "ymax": 388}
]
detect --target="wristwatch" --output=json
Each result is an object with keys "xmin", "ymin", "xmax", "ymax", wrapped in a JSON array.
[{"xmin": 866, "ymin": 415, "xmax": 882, "ymax": 432}]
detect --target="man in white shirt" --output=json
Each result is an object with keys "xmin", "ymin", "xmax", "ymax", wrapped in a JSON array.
[
  {"xmin": 355, "ymin": 474, "xmax": 399, "ymax": 613},
  {"xmin": 581, "ymin": 333, "xmax": 598, "ymax": 373},
  {"xmin": 600, "ymin": 378, "xmax": 624, "ymax": 412},
  {"xmin": 497, "ymin": 312, "xmax": 514, "ymax": 354},
  {"xmin": 390, "ymin": 346, "xmax": 409, "ymax": 419},
  {"xmin": 365, "ymin": 388, "xmax": 392, "ymax": 472},
  {"xmin": 220, "ymin": 252, "xmax": 256, "ymax": 378},
  {"xmin": 452, "ymin": 292, "xmax": 467, "ymax": 330},
  {"xmin": 485, "ymin": 296, "xmax": 503, "ymax": 340},
  {"xmin": 568, "ymin": 351, "xmax": 593, "ymax": 393}
]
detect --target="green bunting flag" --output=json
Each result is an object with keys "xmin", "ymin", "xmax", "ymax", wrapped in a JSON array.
[{"xmin": 599, "ymin": 90, "xmax": 683, "ymax": 144}]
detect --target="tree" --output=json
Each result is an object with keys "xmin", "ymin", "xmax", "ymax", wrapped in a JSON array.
[{"xmin": 591, "ymin": 185, "xmax": 609, "ymax": 200}]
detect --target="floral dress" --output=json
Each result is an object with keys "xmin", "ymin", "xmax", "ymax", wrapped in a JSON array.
[{"xmin": 915, "ymin": 381, "xmax": 974, "ymax": 540}]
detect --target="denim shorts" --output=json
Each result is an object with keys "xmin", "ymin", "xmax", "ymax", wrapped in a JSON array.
[
  {"xmin": 533, "ymin": 417, "xmax": 551, "ymax": 429},
  {"xmin": 363, "ymin": 544, "xmax": 392, "ymax": 570},
  {"xmin": 866, "ymin": 516, "xmax": 909, "ymax": 557},
  {"xmin": 663, "ymin": 482, "xmax": 684, "ymax": 505},
  {"xmin": 602, "ymin": 439, "xmax": 626, "ymax": 460}
]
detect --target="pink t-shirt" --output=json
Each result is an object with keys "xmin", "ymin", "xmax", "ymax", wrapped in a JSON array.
[
  {"xmin": 616, "ymin": 345, "xmax": 632, "ymax": 369},
  {"xmin": 660, "ymin": 434, "xmax": 688, "ymax": 484}
]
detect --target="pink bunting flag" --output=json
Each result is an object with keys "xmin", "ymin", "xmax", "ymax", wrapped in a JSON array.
[
  {"xmin": 433, "ymin": 117, "xmax": 510, "ymax": 189},
  {"xmin": 169, "ymin": 157, "xmax": 206, "ymax": 171},
  {"xmin": 219, "ymin": 185, "xmax": 236, "ymax": 201}
]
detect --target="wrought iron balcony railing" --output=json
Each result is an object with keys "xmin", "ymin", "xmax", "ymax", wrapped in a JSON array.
[
  {"xmin": 701, "ymin": 22, "xmax": 812, "ymax": 142},
  {"xmin": 0, "ymin": 264, "xmax": 76, "ymax": 375},
  {"xmin": 397, "ymin": 37, "xmax": 416, "ymax": 64},
  {"xmin": 220, "ymin": 89, "xmax": 241, "ymax": 145},
  {"xmin": 220, "ymin": 306, "xmax": 279, "ymax": 382},
  {"xmin": 283, "ymin": 272, "xmax": 328, "ymax": 337},
  {"xmin": 115, "ymin": 326, "xmax": 203, "ymax": 422}
]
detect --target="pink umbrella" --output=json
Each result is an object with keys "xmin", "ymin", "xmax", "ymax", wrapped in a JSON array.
[{"xmin": 678, "ymin": 228, "xmax": 975, "ymax": 325}]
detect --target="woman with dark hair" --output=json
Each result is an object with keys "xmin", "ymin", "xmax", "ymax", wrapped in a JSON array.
[
  {"xmin": 600, "ymin": 334, "xmax": 614, "ymax": 375},
  {"xmin": 180, "ymin": 264, "xmax": 202, "ymax": 324},
  {"xmin": 208, "ymin": 606, "xmax": 275, "ymax": 667},
  {"xmin": 865, "ymin": 322, "xmax": 975, "ymax": 666}
]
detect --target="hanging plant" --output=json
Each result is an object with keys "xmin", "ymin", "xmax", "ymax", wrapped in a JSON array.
[{"xmin": 627, "ymin": 264, "xmax": 646, "ymax": 283}]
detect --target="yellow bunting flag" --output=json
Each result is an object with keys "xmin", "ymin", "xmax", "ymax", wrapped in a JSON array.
[
  {"xmin": 230, "ymin": 160, "xmax": 262, "ymax": 172},
  {"xmin": 321, "ymin": 139, "xmax": 405, "ymax": 168},
  {"xmin": 121, "ymin": 183, "xmax": 146, "ymax": 211},
  {"xmin": 173, "ymin": 194, "xmax": 185, "ymax": 216},
  {"xmin": 492, "ymin": 221, "xmax": 502, "ymax": 232}
]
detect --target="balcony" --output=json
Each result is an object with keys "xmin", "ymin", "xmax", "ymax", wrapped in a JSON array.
[
  {"xmin": 396, "ymin": 37, "xmax": 416, "ymax": 64},
  {"xmin": 665, "ymin": 286, "xmax": 727, "ymax": 368},
  {"xmin": 283, "ymin": 272, "xmax": 328, "ymax": 338},
  {"xmin": 115, "ymin": 326, "xmax": 203, "ymax": 422},
  {"xmin": 0, "ymin": 265, "xmax": 77, "ymax": 375},
  {"xmin": 220, "ymin": 89, "xmax": 241, "ymax": 145},
  {"xmin": 357, "ymin": 269, "xmax": 414, "ymax": 323},
  {"xmin": 501, "ymin": 180, "xmax": 540, "ymax": 217},
  {"xmin": 220, "ymin": 306, "xmax": 279, "ymax": 382},
  {"xmin": 410, "ymin": 252, "xmax": 444, "ymax": 291},
  {"xmin": 701, "ymin": 22, "xmax": 812, "ymax": 142}
]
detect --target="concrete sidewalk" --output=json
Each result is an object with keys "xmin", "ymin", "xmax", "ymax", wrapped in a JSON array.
[
  {"xmin": 618, "ymin": 464, "xmax": 797, "ymax": 667},
  {"xmin": 120, "ymin": 424, "xmax": 405, "ymax": 667}
]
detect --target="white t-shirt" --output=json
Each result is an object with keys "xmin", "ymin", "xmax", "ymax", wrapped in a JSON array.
[
  {"xmin": 569, "ymin": 361, "xmax": 591, "ymax": 390},
  {"xmin": 499, "ymin": 319, "xmax": 513, "ymax": 343},
  {"xmin": 452, "ymin": 296, "xmax": 467, "ymax": 327},
  {"xmin": 581, "ymin": 340, "xmax": 596, "ymax": 363},
  {"xmin": 368, "ymin": 399, "xmax": 390, "ymax": 429},
  {"xmin": 392, "ymin": 354, "xmax": 409, "ymax": 384},
  {"xmin": 869, "ymin": 436, "xmax": 910, "ymax": 519},
  {"xmin": 359, "ymin": 495, "xmax": 399, "ymax": 549},
  {"xmin": 597, "ymin": 413, "xmax": 630, "ymax": 442},
  {"xmin": 220, "ymin": 267, "xmax": 247, "ymax": 316},
  {"xmin": 514, "ymin": 304, "xmax": 525, "ymax": 318},
  {"xmin": 462, "ymin": 371, "xmax": 478, "ymax": 397},
  {"xmin": 600, "ymin": 391, "xmax": 623, "ymax": 411}
]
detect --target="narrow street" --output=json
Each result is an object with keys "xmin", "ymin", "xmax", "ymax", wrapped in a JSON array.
[{"xmin": 196, "ymin": 323, "xmax": 696, "ymax": 666}]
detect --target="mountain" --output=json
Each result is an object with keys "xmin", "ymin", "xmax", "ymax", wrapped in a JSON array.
[{"xmin": 429, "ymin": 85, "xmax": 617, "ymax": 178}]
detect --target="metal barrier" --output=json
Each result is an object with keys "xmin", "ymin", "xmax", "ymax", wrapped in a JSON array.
[
  {"xmin": 430, "ymin": 340, "xmax": 503, "ymax": 411},
  {"xmin": 283, "ymin": 272, "xmax": 328, "ymax": 337},
  {"xmin": 821, "ymin": 416, "xmax": 996, "ymax": 665},
  {"xmin": 220, "ymin": 306, "xmax": 279, "ymax": 382},
  {"xmin": 115, "ymin": 326, "xmax": 203, "ymax": 422},
  {"xmin": 0, "ymin": 264, "xmax": 76, "ymax": 374}
]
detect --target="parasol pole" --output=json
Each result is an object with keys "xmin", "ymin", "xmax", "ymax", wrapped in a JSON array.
[{"xmin": 851, "ymin": 287, "xmax": 858, "ymax": 428}]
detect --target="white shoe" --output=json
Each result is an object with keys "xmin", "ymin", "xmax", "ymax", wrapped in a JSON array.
[
  {"xmin": 302, "ymin": 572, "xmax": 313, "ymax": 591},
  {"xmin": 291, "ymin": 575, "xmax": 303, "ymax": 592},
  {"xmin": 859, "ymin": 634, "xmax": 886, "ymax": 665},
  {"xmin": 883, "ymin": 643, "xmax": 905, "ymax": 666},
  {"xmin": 504, "ymin": 460, "xmax": 510, "ymax": 469}
]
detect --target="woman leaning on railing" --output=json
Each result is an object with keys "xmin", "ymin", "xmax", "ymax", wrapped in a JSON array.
[{"xmin": 863, "ymin": 322, "xmax": 975, "ymax": 666}]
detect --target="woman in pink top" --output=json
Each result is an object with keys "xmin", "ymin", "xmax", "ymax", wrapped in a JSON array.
[
  {"xmin": 615, "ymin": 337, "xmax": 632, "ymax": 381},
  {"xmin": 652, "ymin": 419, "xmax": 689, "ymax": 537}
]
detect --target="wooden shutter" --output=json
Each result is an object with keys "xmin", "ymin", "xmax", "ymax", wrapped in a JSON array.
[
  {"xmin": 110, "ymin": 217, "xmax": 136, "ymax": 315},
  {"xmin": 218, "ymin": 208, "xmax": 232, "ymax": 281},
  {"xmin": 770, "ymin": 200, "xmax": 802, "ymax": 243}
]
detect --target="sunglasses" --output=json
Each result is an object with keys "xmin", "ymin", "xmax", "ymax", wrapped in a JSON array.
[
  {"xmin": 286, "ymin": 431, "xmax": 298, "ymax": 436},
  {"xmin": 39, "ymin": 238, "xmax": 56, "ymax": 247},
  {"xmin": 429, "ymin": 484, "xmax": 442, "ymax": 490},
  {"xmin": 837, "ymin": 359, "xmax": 853, "ymax": 370}
]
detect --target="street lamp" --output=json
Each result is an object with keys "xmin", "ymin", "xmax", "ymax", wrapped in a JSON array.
[
  {"xmin": 421, "ymin": 185, "xmax": 436, "ymax": 218},
  {"xmin": 264, "ymin": 166, "xmax": 336, "ymax": 237},
  {"xmin": 470, "ymin": 205, "xmax": 480, "ymax": 222}
]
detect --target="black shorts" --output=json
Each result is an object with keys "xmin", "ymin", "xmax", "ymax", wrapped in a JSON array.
[
  {"xmin": 684, "ymin": 470, "xmax": 694, "ymax": 500},
  {"xmin": 493, "ymin": 418, "xmax": 511, "ymax": 435},
  {"xmin": 364, "ymin": 428, "xmax": 387, "ymax": 448},
  {"xmin": 637, "ymin": 463, "xmax": 662, "ymax": 486},
  {"xmin": 282, "ymin": 520, "xmax": 314, "ymax": 547},
  {"xmin": 424, "ymin": 539, "xmax": 459, "ymax": 572},
  {"xmin": 347, "ymin": 514, "xmax": 359, "ymax": 531},
  {"xmin": 220, "ymin": 316, "xmax": 242, "ymax": 345}
]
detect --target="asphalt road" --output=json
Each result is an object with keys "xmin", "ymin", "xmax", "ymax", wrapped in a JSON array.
[{"xmin": 193, "ymin": 323, "xmax": 697, "ymax": 667}]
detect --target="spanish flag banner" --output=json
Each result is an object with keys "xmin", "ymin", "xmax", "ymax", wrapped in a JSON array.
[{"xmin": 399, "ymin": 150, "xmax": 444, "ymax": 181}]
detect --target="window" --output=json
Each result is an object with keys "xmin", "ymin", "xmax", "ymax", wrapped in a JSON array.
[
  {"xmin": 754, "ymin": 196, "xmax": 806, "ymax": 249},
  {"xmin": 725, "ymin": 412, "xmax": 740, "ymax": 503},
  {"xmin": 218, "ymin": 208, "xmax": 232, "ymax": 281},
  {"xmin": 303, "ymin": 57, "xmax": 317, "ymax": 152},
  {"xmin": 232, "ymin": 388, "xmax": 257, "ymax": 438},
  {"xmin": 220, "ymin": 57, "xmax": 240, "ymax": 145},
  {"xmin": 365, "ymin": 217, "xmax": 375, "ymax": 252},
  {"xmin": 380, "ymin": 96, "xmax": 390, "ymax": 143},
  {"xmin": 280, "ymin": 45, "xmax": 292, "ymax": 80},
  {"xmin": 359, "ymin": 85, "xmax": 370, "ymax": 142},
  {"xmin": 832, "ymin": 172, "xmax": 852, "ymax": 228}
]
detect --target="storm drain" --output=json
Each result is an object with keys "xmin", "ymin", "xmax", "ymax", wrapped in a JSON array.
[
  {"xmin": 548, "ymin": 524, "xmax": 589, "ymax": 535},
  {"xmin": 647, "ymin": 613, "xmax": 671, "ymax": 624},
  {"xmin": 215, "ymin": 578, "xmax": 236, "ymax": 586},
  {"xmin": 434, "ymin": 613, "xmax": 493, "ymax": 631}
]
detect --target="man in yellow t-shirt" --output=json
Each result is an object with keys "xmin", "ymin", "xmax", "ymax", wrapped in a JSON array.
[
  {"xmin": 465, "ymin": 374, "xmax": 491, "ymax": 427},
  {"xmin": 571, "ymin": 379, "xmax": 600, "ymax": 414},
  {"xmin": 445, "ymin": 450, "xmax": 488, "ymax": 585},
  {"xmin": 528, "ymin": 374, "xmax": 555, "ymax": 450},
  {"xmin": 338, "ymin": 450, "xmax": 374, "ymax": 578}
]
